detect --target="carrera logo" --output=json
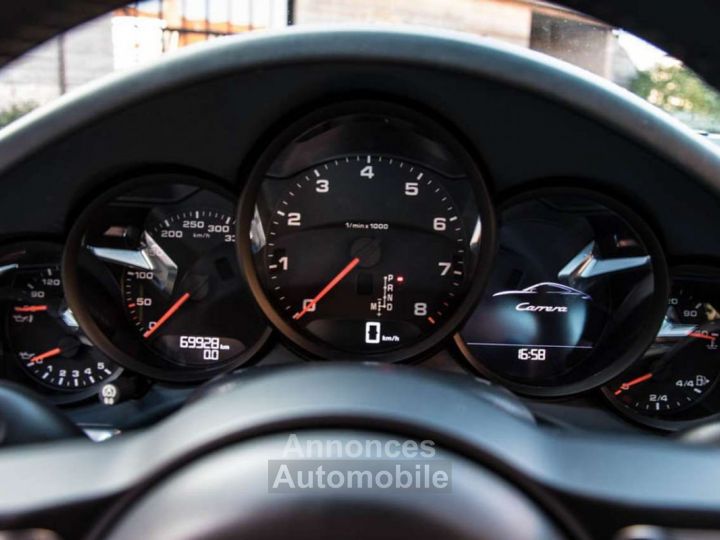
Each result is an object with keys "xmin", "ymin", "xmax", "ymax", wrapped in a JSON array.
[{"xmin": 516, "ymin": 302, "xmax": 568, "ymax": 313}]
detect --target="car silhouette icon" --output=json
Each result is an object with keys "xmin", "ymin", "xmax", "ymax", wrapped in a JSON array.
[{"xmin": 492, "ymin": 282, "xmax": 592, "ymax": 301}]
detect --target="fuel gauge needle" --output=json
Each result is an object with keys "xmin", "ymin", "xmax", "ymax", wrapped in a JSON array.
[
  {"xmin": 614, "ymin": 372, "xmax": 653, "ymax": 395},
  {"xmin": 30, "ymin": 347, "xmax": 62, "ymax": 364},
  {"xmin": 143, "ymin": 291, "xmax": 191, "ymax": 339}
]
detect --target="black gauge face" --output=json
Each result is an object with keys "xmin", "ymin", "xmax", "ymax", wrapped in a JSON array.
[
  {"xmin": 63, "ymin": 178, "xmax": 269, "ymax": 381},
  {"xmin": 120, "ymin": 209, "xmax": 245, "ymax": 365},
  {"xmin": 2, "ymin": 245, "xmax": 118, "ymax": 393},
  {"xmin": 457, "ymin": 190, "xmax": 667, "ymax": 396},
  {"xmin": 610, "ymin": 330, "xmax": 719, "ymax": 413},
  {"xmin": 605, "ymin": 274, "xmax": 720, "ymax": 420},
  {"xmin": 249, "ymin": 154, "xmax": 484, "ymax": 356}
]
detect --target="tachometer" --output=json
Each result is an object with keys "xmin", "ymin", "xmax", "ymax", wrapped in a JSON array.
[
  {"xmin": 259, "ymin": 156, "xmax": 470, "ymax": 353},
  {"xmin": 238, "ymin": 103, "xmax": 495, "ymax": 360}
]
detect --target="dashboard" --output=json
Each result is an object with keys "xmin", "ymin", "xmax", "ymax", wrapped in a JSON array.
[{"xmin": 1, "ymin": 28, "xmax": 720, "ymax": 438}]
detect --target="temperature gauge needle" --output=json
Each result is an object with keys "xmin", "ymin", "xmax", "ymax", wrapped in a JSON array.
[
  {"xmin": 30, "ymin": 347, "xmax": 62, "ymax": 364},
  {"xmin": 14, "ymin": 305, "xmax": 48, "ymax": 313},
  {"xmin": 293, "ymin": 257, "xmax": 361, "ymax": 321},
  {"xmin": 614, "ymin": 372, "xmax": 653, "ymax": 395},
  {"xmin": 689, "ymin": 332, "xmax": 717, "ymax": 342},
  {"xmin": 143, "ymin": 291, "xmax": 191, "ymax": 339}
]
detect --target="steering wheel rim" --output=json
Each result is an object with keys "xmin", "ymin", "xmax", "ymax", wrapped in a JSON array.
[
  {"xmin": 97, "ymin": 429, "xmax": 568, "ymax": 540},
  {"xmin": 83, "ymin": 363, "xmax": 580, "ymax": 539},
  {"xmin": 4, "ymin": 363, "xmax": 720, "ymax": 537}
]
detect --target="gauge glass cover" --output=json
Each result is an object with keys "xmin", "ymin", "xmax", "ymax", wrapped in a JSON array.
[{"xmin": 458, "ymin": 189, "xmax": 667, "ymax": 396}]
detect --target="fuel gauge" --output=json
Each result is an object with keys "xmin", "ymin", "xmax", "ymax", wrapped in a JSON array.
[
  {"xmin": 610, "ymin": 324, "xmax": 719, "ymax": 413},
  {"xmin": 605, "ymin": 267, "xmax": 720, "ymax": 426}
]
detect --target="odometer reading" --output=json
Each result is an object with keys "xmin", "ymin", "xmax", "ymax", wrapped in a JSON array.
[{"xmin": 257, "ymin": 155, "xmax": 477, "ymax": 355}]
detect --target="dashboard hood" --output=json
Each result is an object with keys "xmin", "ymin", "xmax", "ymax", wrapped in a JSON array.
[{"xmin": 2, "ymin": 26, "xmax": 719, "ymax": 199}]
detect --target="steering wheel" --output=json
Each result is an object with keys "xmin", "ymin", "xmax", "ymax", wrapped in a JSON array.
[{"xmin": 0, "ymin": 362, "xmax": 719, "ymax": 538}]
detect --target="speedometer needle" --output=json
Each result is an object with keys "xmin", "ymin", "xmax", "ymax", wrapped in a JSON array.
[
  {"xmin": 30, "ymin": 347, "xmax": 62, "ymax": 364},
  {"xmin": 293, "ymin": 257, "xmax": 361, "ymax": 321},
  {"xmin": 143, "ymin": 291, "xmax": 191, "ymax": 339},
  {"xmin": 614, "ymin": 372, "xmax": 653, "ymax": 395}
]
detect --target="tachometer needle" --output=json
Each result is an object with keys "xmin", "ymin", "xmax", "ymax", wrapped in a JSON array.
[
  {"xmin": 293, "ymin": 257, "xmax": 361, "ymax": 321},
  {"xmin": 614, "ymin": 372, "xmax": 653, "ymax": 395},
  {"xmin": 143, "ymin": 291, "xmax": 191, "ymax": 339},
  {"xmin": 14, "ymin": 305, "xmax": 48, "ymax": 313},
  {"xmin": 30, "ymin": 347, "xmax": 62, "ymax": 364}
]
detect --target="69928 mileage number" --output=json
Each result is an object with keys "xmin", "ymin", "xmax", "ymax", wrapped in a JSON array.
[{"xmin": 178, "ymin": 335, "xmax": 227, "ymax": 361}]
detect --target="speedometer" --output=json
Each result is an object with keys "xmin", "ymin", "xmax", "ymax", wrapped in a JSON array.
[
  {"xmin": 63, "ymin": 175, "xmax": 270, "ymax": 381},
  {"xmin": 238, "ymin": 103, "xmax": 495, "ymax": 360},
  {"xmin": 121, "ymin": 209, "xmax": 245, "ymax": 365}
]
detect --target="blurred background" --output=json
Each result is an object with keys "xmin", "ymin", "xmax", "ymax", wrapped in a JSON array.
[{"xmin": 1, "ymin": 0, "xmax": 718, "ymax": 133}]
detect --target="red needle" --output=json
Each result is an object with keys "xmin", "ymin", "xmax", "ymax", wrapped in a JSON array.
[
  {"xmin": 689, "ymin": 332, "xmax": 717, "ymax": 342},
  {"xmin": 30, "ymin": 347, "xmax": 62, "ymax": 364},
  {"xmin": 614, "ymin": 372, "xmax": 653, "ymax": 396},
  {"xmin": 143, "ymin": 292, "xmax": 191, "ymax": 339},
  {"xmin": 293, "ymin": 257, "xmax": 361, "ymax": 321},
  {"xmin": 14, "ymin": 305, "xmax": 48, "ymax": 313}
]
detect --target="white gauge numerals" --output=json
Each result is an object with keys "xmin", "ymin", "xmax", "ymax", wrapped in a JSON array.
[{"xmin": 263, "ymin": 154, "xmax": 469, "ymax": 335}]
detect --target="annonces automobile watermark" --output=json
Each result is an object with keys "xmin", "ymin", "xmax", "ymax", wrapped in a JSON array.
[{"xmin": 269, "ymin": 434, "xmax": 452, "ymax": 493}]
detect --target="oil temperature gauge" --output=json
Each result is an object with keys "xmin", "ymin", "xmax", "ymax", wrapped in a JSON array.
[{"xmin": 2, "ymin": 242, "xmax": 119, "ymax": 394}]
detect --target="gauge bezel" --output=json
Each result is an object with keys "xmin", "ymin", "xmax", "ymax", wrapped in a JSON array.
[
  {"xmin": 0, "ymin": 239, "xmax": 122, "ymax": 403},
  {"xmin": 63, "ymin": 170, "xmax": 272, "ymax": 382},
  {"xmin": 236, "ymin": 100, "xmax": 497, "ymax": 362},
  {"xmin": 602, "ymin": 263, "xmax": 720, "ymax": 431},
  {"xmin": 454, "ymin": 185, "xmax": 670, "ymax": 397}
]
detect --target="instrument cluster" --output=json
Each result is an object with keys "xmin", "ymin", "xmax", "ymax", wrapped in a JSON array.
[{"xmin": 0, "ymin": 99, "xmax": 718, "ymax": 431}]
